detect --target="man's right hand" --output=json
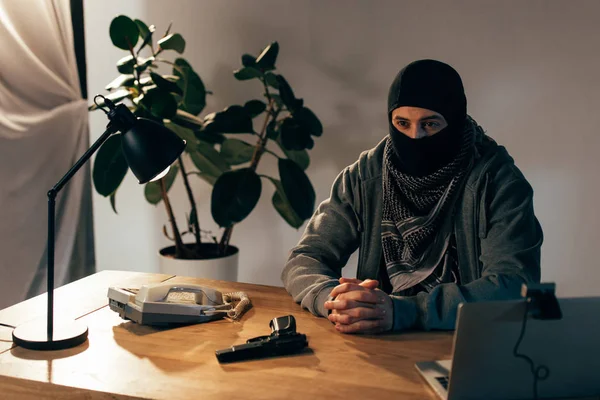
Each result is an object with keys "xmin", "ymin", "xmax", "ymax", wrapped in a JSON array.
[
  {"xmin": 325, "ymin": 278, "xmax": 390, "ymax": 332},
  {"xmin": 338, "ymin": 277, "xmax": 379, "ymax": 287}
]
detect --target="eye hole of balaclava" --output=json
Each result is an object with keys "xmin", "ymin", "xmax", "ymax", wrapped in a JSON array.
[{"xmin": 387, "ymin": 59, "xmax": 467, "ymax": 176}]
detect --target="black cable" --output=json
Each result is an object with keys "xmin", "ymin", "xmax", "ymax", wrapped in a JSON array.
[
  {"xmin": 0, "ymin": 322, "xmax": 14, "ymax": 343},
  {"xmin": 513, "ymin": 299, "xmax": 550, "ymax": 400}
]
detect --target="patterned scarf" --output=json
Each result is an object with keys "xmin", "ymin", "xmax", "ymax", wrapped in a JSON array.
[{"xmin": 381, "ymin": 118, "xmax": 478, "ymax": 292}]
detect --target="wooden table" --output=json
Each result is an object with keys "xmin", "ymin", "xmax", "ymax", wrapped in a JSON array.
[{"xmin": 0, "ymin": 271, "xmax": 453, "ymax": 399}]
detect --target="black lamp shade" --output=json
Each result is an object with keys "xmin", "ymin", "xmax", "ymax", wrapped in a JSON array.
[{"xmin": 121, "ymin": 118, "xmax": 186, "ymax": 184}]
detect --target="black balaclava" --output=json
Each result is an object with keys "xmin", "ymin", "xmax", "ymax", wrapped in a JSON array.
[{"xmin": 388, "ymin": 60, "xmax": 467, "ymax": 176}]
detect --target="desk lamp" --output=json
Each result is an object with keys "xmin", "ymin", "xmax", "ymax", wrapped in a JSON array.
[{"xmin": 12, "ymin": 95, "xmax": 186, "ymax": 350}]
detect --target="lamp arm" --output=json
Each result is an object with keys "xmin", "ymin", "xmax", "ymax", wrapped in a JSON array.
[
  {"xmin": 45, "ymin": 122, "xmax": 118, "ymax": 340},
  {"xmin": 51, "ymin": 123, "xmax": 118, "ymax": 195}
]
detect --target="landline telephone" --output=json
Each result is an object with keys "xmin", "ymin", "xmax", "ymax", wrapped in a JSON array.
[{"xmin": 108, "ymin": 282, "xmax": 251, "ymax": 325}]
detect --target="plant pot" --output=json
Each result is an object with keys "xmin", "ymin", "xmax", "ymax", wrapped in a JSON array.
[{"xmin": 158, "ymin": 243, "xmax": 239, "ymax": 281}]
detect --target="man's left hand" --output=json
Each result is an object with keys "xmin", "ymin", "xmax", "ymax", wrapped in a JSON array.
[{"xmin": 325, "ymin": 278, "xmax": 393, "ymax": 334}]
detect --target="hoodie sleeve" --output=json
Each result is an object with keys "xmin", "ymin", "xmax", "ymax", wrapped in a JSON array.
[{"xmin": 281, "ymin": 162, "xmax": 363, "ymax": 317}]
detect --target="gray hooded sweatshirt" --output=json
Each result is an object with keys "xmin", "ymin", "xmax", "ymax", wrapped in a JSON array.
[{"xmin": 281, "ymin": 135, "xmax": 542, "ymax": 331}]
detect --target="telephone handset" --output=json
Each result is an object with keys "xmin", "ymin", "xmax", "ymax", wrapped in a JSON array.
[
  {"xmin": 136, "ymin": 282, "xmax": 224, "ymax": 305},
  {"xmin": 108, "ymin": 282, "xmax": 251, "ymax": 325}
]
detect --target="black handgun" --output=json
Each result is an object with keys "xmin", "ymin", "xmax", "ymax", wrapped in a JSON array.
[{"xmin": 215, "ymin": 315, "xmax": 308, "ymax": 363}]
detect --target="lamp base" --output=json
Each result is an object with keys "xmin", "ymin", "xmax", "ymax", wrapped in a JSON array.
[{"xmin": 12, "ymin": 319, "xmax": 88, "ymax": 351}]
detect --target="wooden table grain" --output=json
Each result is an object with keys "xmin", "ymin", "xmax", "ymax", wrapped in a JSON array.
[{"xmin": 0, "ymin": 271, "xmax": 453, "ymax": 399}]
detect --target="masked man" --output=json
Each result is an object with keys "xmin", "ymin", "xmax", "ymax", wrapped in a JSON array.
[{"xmin": 282, "ymin": 60, "xmax": 543, "ymax": 334}]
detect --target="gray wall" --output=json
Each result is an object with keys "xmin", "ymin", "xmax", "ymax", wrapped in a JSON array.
[{"xmin": 85, "ymin": 0, "xmax": 600, "ymax": 297}]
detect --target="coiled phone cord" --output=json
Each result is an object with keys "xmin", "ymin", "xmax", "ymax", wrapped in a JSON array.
[{"xmin": 215, "ymin": 291, "xmax": 251, "ymax": 320}]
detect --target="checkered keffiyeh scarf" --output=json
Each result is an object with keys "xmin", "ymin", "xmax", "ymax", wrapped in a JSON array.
[{"xmin": 382, "ymin": 118, "xmax": 477, "ymax": 292}]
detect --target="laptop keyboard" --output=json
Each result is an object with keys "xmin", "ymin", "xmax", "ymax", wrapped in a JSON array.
[{"xmin": 435, "ymin": 376, "xmax": 450, "ymax": 390}]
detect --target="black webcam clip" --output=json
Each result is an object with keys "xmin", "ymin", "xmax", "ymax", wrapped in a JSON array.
[{"xmin": 521, "ymin": 283, "xmax": 562, "ymax": 320}]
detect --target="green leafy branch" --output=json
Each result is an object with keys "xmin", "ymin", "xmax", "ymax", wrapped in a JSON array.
[
  {"xmin": 90, "ymin": 15, "xmax": 323, "ymax": 259},
  {"xmin": 204, "ymin": 42, "xmax": 322, "ymax": 252}
]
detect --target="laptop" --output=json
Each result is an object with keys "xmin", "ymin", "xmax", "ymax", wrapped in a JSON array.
[{"xmin": 416, "ymin": 297, "xmax": 600, "ymax": 400}]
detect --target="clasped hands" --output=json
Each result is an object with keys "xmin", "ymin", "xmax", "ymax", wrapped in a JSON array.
[{"xmin": 324, "ymin": 277, "xmax": 393, "ymax": 334}]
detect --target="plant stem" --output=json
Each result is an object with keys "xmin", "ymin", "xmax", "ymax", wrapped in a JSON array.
[
  {"xmin": 154, "ymin": 58, "xmax": 187, "ymax": 104},
  {"xmin": 126, "ymin": 39, "xmax": 141, "ymax": 89},
  {"xmin": 177, "ymin": 157, "xmax": 202, "ymax": 249},
  {"xmin": 219, "ymin": 96, "xmax": 277, "ymax": 253},
  {"xmin": 218, "ymin": 227, "xmax": 233, "ymax": 255},
  {"xmin": 262, "ymin": 77, "xmax": 272, "ymax": 102},
  {"xmin": 159, "ymin": 178, "xmax": 187, "ymax": 259},
  {"xmin": 249, "ymin": 99, "xmax": 275, "ymax": 170}
]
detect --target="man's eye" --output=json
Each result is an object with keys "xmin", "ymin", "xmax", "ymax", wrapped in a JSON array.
[
  {"xmin": 423, "ymin": 122, "xmax": 440, "ymax": 128},
  {"xmin": 397, "ymin": 121, "xmax": 409, "ymax": 128}
]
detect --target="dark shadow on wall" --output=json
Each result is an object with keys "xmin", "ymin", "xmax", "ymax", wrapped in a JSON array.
[{"xmin": 309, "ymin": 102, "xmax": 387, "ymax": 175}]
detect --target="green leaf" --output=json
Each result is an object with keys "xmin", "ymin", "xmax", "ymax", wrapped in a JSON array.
[
  {"xmin": 174, "ymin": 58, "xmax": 206, "ymax": 115},
  {"xmin": 276, "ymin": 75, "xmax": 303, "ymax": 112},
  {"xmin": 280, "ymin": 116, "xmax": 312, "ymax": 150},
  {"xmin": 92, "ymin": 135, "xmax": 129, "ymax": 197},
  {"xmin": 144, "ymin": 184, "xmax": 161, "ymax": 205},
  {"xmin": 294, "ymin": 107, "xmax": 323, "ymax": 137},
  {"xmin": 188, "ymin": 171, "xmax": 218, "ymax": 186},
  {"xmin": 89, "ymin": 89, "xmax": 130, "ymax": 111},
  {"xmin": 220, "ymin": 138, "xmax": 255, "ymax": 165},
  {"xmin": 140, "ymin": 74, "xmax": 178, "ymax": 88},
  {"xmin": 138, "ymin": 76, "xmax": 152, "ymax": 86},
  {"xmin": 133, "ymin": 106, "xmax": 162, "ymax": 124},
  {"xmin": 211, "ymin": 168, "xmax": 262, "ymax": 227},
  {"xmin": 234, "ymin": 67, "xmax": 263, "ymax": 81},
  {"xmin": 134, "ymin": 19, "xmax": 150, "ymax": 39},
  {"xmin": 241, "ymin": 54, "xmax": 256, "ymax": 67},
  {"xmin": 202, "ymin": 105, "xmax": 254, "ymax": 134},
  {"xmin": 264, "ymin": 177, "xmax": 303, "ymax": 228},
  {"xmin": 171, "ymin": 109, "xmax": 204, "ymax": 129},
  {"xmin": 158, "ymin": 33, "xmax": 186, "ymax": 53},
  {"xmin": 189, "ymin": 141, "xmax": 230, "ymax": 178},
  {"xmin": 135, "ymin": 57, "xmax": 155, "ymax": 74},
  {"xmin": 264, "ymin": 72, "xmax": 279, "ymax": 89},
  {"xmin": 150, "ymin": 72, "xmax": 183, "ymax": 96},
  {"xmin": 164, "ymin": 122, "xmax": 197, "ymax": 146},
  {"xmin": 277, "ymin": 139, "xmax": 310, "ymax": 170},
  {"xmin": 144, "ymin": 164, "xmax": 179, "ymax": 205},
  {"xmin": 266, "ymin": 119, "xmax": 279, "ymax": 140},
  {"xmin": 109, "ymin": 15, "xmax": 139, "ymax": 50},
  {"xmin": 105, "ymin": 74, "xmax": 135, "ymax": 90},
  {"xmin": 116, "ymin": 55, "xmax": 135, "ymax": 74},
  {"xmin": 163, "ymin": 74, "xmax": 181, "ymax": 83},
  {"xmin": 196, "ymin": 130, "xmax": 226, "ymax": 145},
  {"xmin": 255, "ymin": 42, "xmax": 279, "ymax": 71},
  {"xmin": 140, "ymin": 84, "xmax": 157, "ymax": 93},
  {"xmin": 278, "ymin": 158, "xmax": 315, "ymax": 220},
  {"xmin": 110, "ymin": 192, "xmax": 118, "ymax": 214},
  {"xmin": 135, "ymin": 21, "xmax": 155, "ymax": 52},
  {"xmin": 270, "ymin": 94, "xmax": 283, "ymax": 108},
  {"xmin": 244, "ymin": 99, "xmax": 266, "ymax": 118},
  {"xmin": 140, "ymin": 88, "xmax": 177, "ymax": 119}
]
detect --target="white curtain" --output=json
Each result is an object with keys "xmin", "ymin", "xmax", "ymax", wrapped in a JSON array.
[{"xmin": 0, "ymin": 0, "xmax": 92, "ymax": 309}]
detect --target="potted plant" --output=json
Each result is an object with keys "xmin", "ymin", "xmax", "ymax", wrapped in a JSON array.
[{"xmin": 91, "ymin": 15, "xmax": 322, "ymax": 281}]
